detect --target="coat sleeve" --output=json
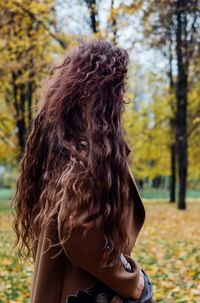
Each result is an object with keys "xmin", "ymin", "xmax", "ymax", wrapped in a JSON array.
[{"xmin": 57, "ymin": 214, "xmax": 141, "ymax": 299}]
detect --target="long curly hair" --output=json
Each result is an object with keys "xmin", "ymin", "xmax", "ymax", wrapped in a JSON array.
[{"xmin": 11, "ymin": 39, "xmax": 145, "ymax": 267}]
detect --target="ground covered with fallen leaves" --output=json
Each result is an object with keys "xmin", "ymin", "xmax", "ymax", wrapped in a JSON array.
[
  {"xmin": 133, "ymin": 201, "xmax": 200, "ymax": 303},
  {"xmin": 0, "ymin": 200, "xmax": 200, "ymax": 303}
]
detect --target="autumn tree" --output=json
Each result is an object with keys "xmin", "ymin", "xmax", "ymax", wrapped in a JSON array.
[
  {"xmin": 142, "ymin": 0, "xmax": 200, "ymax": 209},
  {"xmin": 142, "ymin": 1, "xmax": 177, "ymax": 202},
  {"xmin": 0, "ymin": 0, "xmax": 71, "ymax": 159},
  {"xmin": 122, "ymin": 64, "xmax": 171, "ymax": 187}
]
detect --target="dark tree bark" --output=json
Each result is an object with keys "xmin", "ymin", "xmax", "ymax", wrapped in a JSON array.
[
  {"xmin": 170, "ymin": 142, "xmax": 176, "ymax": 202},
  {"xmin": 152, "ymin": 176, "xmax": 162, "ymax": 188},
  {"xmin": 85, "ymin": 0, "xmax": 99, "ymax": 33},
  {"xmin": 12, "ymin": 72, "xmax": 27, "ymax": 157},
  {"xmin": 138, "ymin": 179, "xmax": 144, "ymax": 189},
  {"xmin": 27, "ymin": 80, "xmax": 33, "ymax": 133},
  {"xmin": 18, "ymin": 82, "xmax": 27, "ymax": 154},
  {"xmin": 175, "ymin": 0, "xmax": 188, "ymax": 209},
  {"xmin": 110, "ymin": 0, "xmax": 117, "ymax": 44},
  {"xmin": 27, "ymin": 61, "xmax": 35, "ymax": 133},
  {"xmin": 168, "ymin": 35, "xmax": 176, "ymax": 203}
]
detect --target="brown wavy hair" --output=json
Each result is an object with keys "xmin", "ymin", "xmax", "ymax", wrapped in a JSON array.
[{"xmin": 11, "ymin": 39, "xmax": 145, "ymax": 267}]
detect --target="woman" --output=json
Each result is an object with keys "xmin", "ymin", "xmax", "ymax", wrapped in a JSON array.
[{"xmin": 11, "ymin": 39, "xmax": 153, "ymax": 303}]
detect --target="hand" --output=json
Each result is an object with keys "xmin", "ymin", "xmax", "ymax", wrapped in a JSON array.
[{"xmin": 132, "ymin": 268, "xmax": 144, "ymax": 299}]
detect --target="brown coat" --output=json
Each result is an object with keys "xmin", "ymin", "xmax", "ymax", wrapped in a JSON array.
[{"xmin": 30, "ymin": 165, "xmax": 145, "ymax": 303}]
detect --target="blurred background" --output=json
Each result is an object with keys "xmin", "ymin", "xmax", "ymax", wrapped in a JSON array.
[{"xmin": 0, "ymin": 1, "xmax": 199, "ymax": 302}]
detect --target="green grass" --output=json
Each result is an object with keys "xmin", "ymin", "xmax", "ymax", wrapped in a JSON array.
[
  {"xmin": 0, "ymin": 188, "xmax": 15, "ymax": 201},
  {"xmin": 140, "ymin": 188, "xmax": 200, "ymax": 200}
]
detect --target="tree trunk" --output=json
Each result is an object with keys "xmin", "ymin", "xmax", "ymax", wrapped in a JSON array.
[
  {"xmin": 18, "ymin": 82, "xmax": 26, "ymax": 154},
  {"xmin": 168, "ymin": 33, "xmax": 176, "ymax": 203},
  {"xmin": 175, "ymin": 0, "xmax": 188, "ymax": 210},
  {"xmin": 85, "ymin": 0, "xmax": 99, "ymax": 33},
  {"xmin": 27, "ymin": 80, "xmax": 33, "ymax": 133},
  {"xmin": 12, "ymin": 72, "xmax": 27, "ymax": 158},
  {"xmin": 152, "ymin": 176, "xmax": 162, "ymax": 188},
  {"xmin": 111, "ymin": 0, "xmax": 117, "ymax": 44},
  {"xmin": 170, "ymin": 142, "xmax": 176, "ymax": 202}
]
